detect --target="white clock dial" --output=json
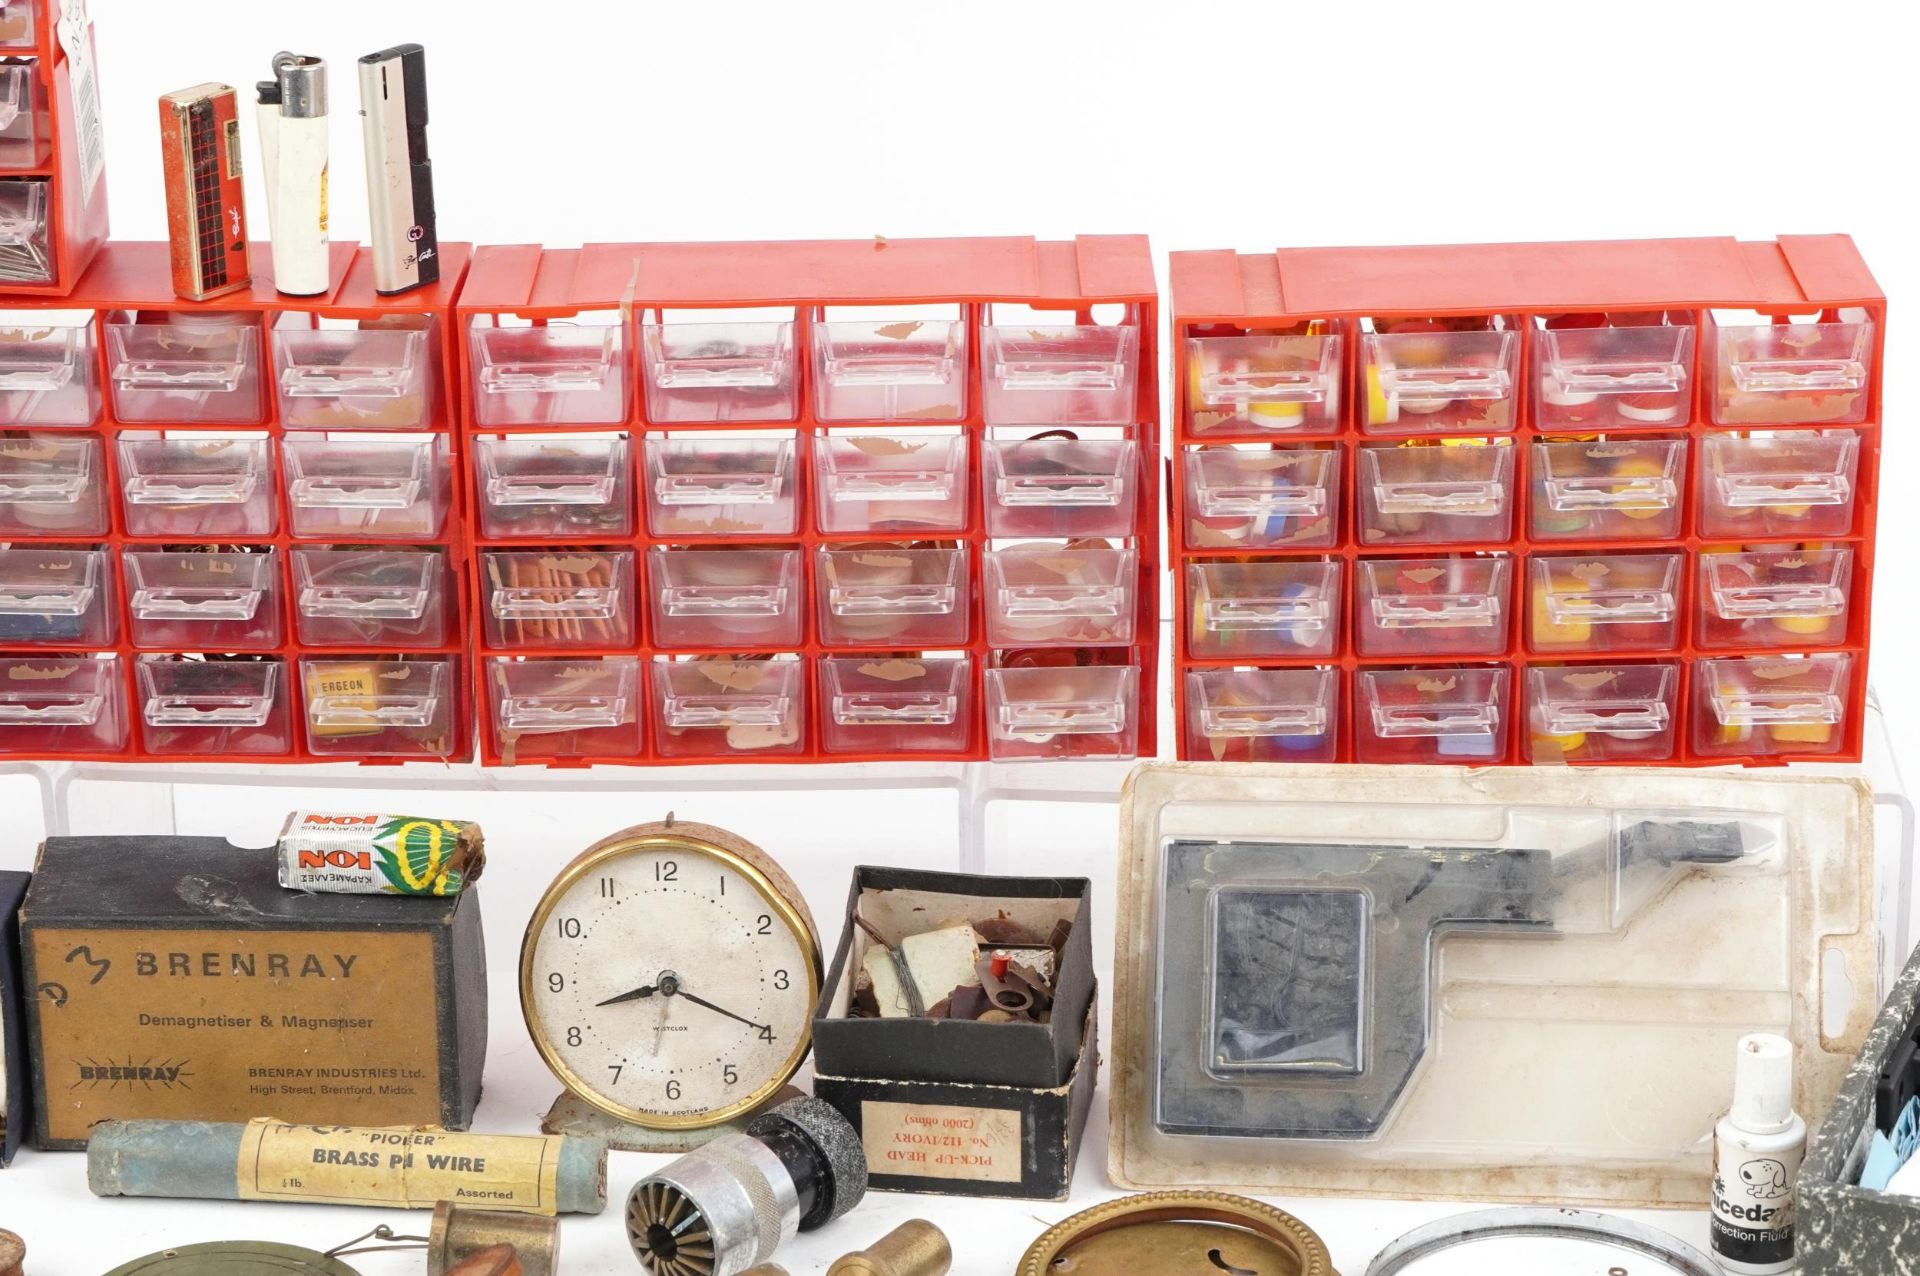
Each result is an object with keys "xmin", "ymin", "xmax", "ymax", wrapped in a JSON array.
[{"xmin": 521, "ymin": 826, "xmax": 820, "ymax": 1129}]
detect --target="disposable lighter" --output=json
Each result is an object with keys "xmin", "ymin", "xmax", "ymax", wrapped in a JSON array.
[
  {"xmin": 158, "ymin": 84, "xmax": 250, "ymax": 301},
  {"xmin": 359, "ymin": 42, "xmax": 439, "ymax": 295},
  {"xmin": 255, "ymin": 51, "xmax": 330, "ymax": 297}
]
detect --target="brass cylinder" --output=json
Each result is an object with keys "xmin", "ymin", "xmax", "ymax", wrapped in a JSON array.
[
  {"xmin": 739, "ymin": 1268, "xmax": 791, "ymax": 1276},
  {"xmin": 826, "ymin": 1220, "xmax": 952, "ymax": 1276},
  {"xmin": 444, "ymin": 1247, "xmax": 520, "ymax": 1276},
  {"xmin": 429, "ymin": 1202, "xmax": 559, "ymax": 1276},
  {"xmin": 0, "ymin": 1229, "xmax": 22, "ymax": 1276}
]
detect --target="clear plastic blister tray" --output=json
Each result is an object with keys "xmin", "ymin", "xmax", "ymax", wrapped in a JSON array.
[{"xmin": 1111, "ymin": 764, "xmax": 1877, "ymax": 1206}]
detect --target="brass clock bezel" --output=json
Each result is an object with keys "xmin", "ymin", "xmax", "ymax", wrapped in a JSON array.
[{"xmin": 518, "ymin": 819, "xmax": 823, "ymax": 1132}]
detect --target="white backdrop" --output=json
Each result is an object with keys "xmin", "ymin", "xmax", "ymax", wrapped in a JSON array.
[{"xmin": 1, "ymin": 1, "xmax": 1914, "ymax": 1272}]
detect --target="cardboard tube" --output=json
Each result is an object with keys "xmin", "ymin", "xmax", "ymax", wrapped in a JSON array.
[{"xmin": 87, "ymin": 1119, "xmax": 606, "ymax": 1215}]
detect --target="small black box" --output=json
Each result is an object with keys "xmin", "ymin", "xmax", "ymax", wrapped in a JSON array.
[
  {"xmin": 1, "ymin": 869, "xmax": 29, "ymax": 1166},
  {"xmin": 811, "ymin": 867, "xmax": 1097, "ymax": 1199},
  {"xmin": 21, "ymin": 835, "xmax": 486, "ymax": 1150}
]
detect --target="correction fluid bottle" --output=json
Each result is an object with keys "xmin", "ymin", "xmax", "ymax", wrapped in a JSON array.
[{"xmin": 1710, "ymin": 1033, "xmax": 1806, "ymax": 1274}]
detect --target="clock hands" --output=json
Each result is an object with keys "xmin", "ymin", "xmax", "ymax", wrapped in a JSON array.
[
  {"xmin": 597, "ymin": 970, "xmax": 679, "ymax": 1007},
  {"xmin": 597, "ymin": 969, "xmax": 770, "ymax": 1034},
  {"xmin": 675, "ymin": 989, "xmax": 771, "ymax": 1035}
]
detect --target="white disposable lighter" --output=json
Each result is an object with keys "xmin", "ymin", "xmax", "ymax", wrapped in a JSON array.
[{"xmin": 256, "ymin": 51, "xmax": 330, "ymax": 297}]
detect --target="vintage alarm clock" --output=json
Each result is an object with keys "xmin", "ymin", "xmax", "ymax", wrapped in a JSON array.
[{"xmin": 520, "ymin": 818, "xmax": 822, "ymax": 1130}]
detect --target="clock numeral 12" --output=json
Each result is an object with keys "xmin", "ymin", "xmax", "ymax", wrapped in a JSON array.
[{"xmin": 655, "ymin": 861, "xmax": 678, "ymax": 882}]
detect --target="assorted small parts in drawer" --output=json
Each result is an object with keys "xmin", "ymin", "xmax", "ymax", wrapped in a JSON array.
[
  {"xmin": 982, "ymin": 428, "xmax": 1138, "ymax": 538},
  {"xmin": 468, "ymin": 311, "xmax": 628, "ymax": 427},
  {"xmin": 985, "ymin": 654, "xmax": 1139, "ymax": 761},
  {"xmin": 1530, "ymin": 436, "xmax": 1685, "ymax": 539},
  {"xmin": 291, "ymin": 547, "xmax": 452, "ymax": 648},
  {"xmin": 1184, "ymin": 445, "xmax": 1337, "ymax": 549},
  {"xmin": 641, "ymin": 306, "xmax": 799, "ymax": 425},
  {"xmin": 1697, "ymin": 429, "xmax": 1861, "ymax": 538},
  {"xmin": 116, "ymin": 433, "xmax": 276, "ymax": 537},
  {"xmin": 1694, "ymin": 651, "xmax": 1854, "ymax": 758},
  {"xmin": 0, "ymin": 308, "xmax": 100, "ymax": 426},
  {"xmin": 980, "ymin": 303, "xmax": 1143, "ymax": 427},
  {"xmin": 486, "ymin": 653, "xmax": 643, "ymax": 763},
  {"xmin": 812, "ymin": 305, "xmax": 968, "ymax": 423},
  {"xmin": 0, "ymin": 57, "xmax": 48, "ymax": 170},
  {"xmin": 1709, "ymin": 308, "xmax": 1874, "ymax": 426},
  {"xmin": 1360, "ymin": 313, "xmax": 1520, "ymax": 433},
  {"xmin": 0, "ymin": 176, "xmax": 50, "ymax": 285},
  {"xmin": 1526, "ymin": 552, "xmax": 1682, "ymax": 653},
  {"xmin": 473, "ymin": 433, "xmax": 633, "ymax": 539},
  {"xmin": 816, "ymin": 541, "xmax": 968, "ymax": 648},
  {"xmin": 282, "ymin": 431, "xmax": 451, "ymax": 540},
  {"xmin": 482, "ymin": 547, "xmax": 635, "ymax": 649},
  {"xmin": 814, "ymin": 429, "xmax": 968, "ymax": 534},
  {"xmin": 985, "ymin": 539, "xmax": 1137, "ymax": 648},
  {"xmin": 651, "ymin": 654, "xmax": 806, "ymax": 759},
  {"xmin": 644, "ymin": 430, "xmax": 798, "ymax": 537},
  {"xmin": 272, "ymin": 312, "xmax": 439, "ymax": 430},
  {"xmin": 1184, "ymin": 665, "xmax": 1337, "ymax": 762},
  {"xmin": 105, "ymin": 310, "xmax": 267, "ymax": 424},
  {"xmin": 1185, "ymin": 322, "xmax": 1343, "ymax": 437},
  {"xmin": 1354, "ymin": 554, "xmax": 1511, "ymax": 657},
  {"xmin": 820, "ymin": 652, "xmax": 973, "ymax": 755},
  {"xmin": 0, "ymin": 651, "xmax": 127, "ymax": 753},
  {"xmin": 0, "ymin": 432, "xmax": 107, "ymax": 534},
  {"xmin": 135, "ymin": 654, "xmax": 293, "ymax": 756},
  {"xmin": 0, "ymin": 4, "xmax": 31, "ymax": 48},
  {"xmin": 1357, "ymin": 439, "xmax": 1514, "ymax": 545},
  {"xmin": 1355, "ymin": 663, "xmax": 1510, "ymax": 763},
  {"xmin": 1698, "ymin": 544, "xmax": 1853, "ymax": 649},
  {"xmin": 651, "ymin": 544, "xmax": 803, "ymax": 649},
  {"xmin": 1532, "ymin": 310, "xmax": 1695, "ymax": 429},
  {"xmin": 1186, "ymin": 557, "xmax": 1339, "ymax": 659},
  {"xmin": 299, "ymin": 655, "xmax": 461, "ymax": 758},
  {"xmin": 124, "ymin": 546, "xmax": 279, "ymax": 650},
  {"xmin": 0, "ymin": 542, "xmax": 113, "ymax": 644},
  {"xmin": 1526, "ymin": 662, "xmax": 1679, "ymax": 763}
]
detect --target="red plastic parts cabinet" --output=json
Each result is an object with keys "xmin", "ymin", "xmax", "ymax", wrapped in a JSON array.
[
  {"xmin": 0, "ymin": 0, "xmax": 107, "ymax": 294},
  {"xmin": 1169, "ymin": 235, "xmax": 1881, "ymax": 767},
  {"xmin": 0, "ymin": 240, "xmax": 476, "ymax": 763},
  {"xmin": 458, "ymin": 235, "xmax": 1161, "ymax": 765}
]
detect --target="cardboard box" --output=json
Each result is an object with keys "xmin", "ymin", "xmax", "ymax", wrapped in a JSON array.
[
  {"xmin": 21, "ymin": 835, "xmax": 486, "ymax": 1150},
  {"xmin": 1, "ymin": 869, "xmax": 28, "ymax": 1166},
  {"xmin": 815, "ymin": 1003, "xmax": 1097, "ymax": 1201},
  {"xmin": 811, "ymin": 867, "xmax": 1097, "ymax": 1199}
]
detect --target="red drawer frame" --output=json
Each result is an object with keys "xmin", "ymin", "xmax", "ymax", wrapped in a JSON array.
[
  {"xmin": 456, "ymin": 235, "xmax": 1162, "ymax": 766},
  {"xmin": 1168, "ymin": 235, "xmax": 1883, "ymax": 766},
  {"xmin": 0, "ymin": 239, "xmax": 476, "ymax": 762}
]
